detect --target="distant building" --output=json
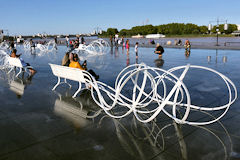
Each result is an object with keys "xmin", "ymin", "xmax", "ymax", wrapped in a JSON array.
[{"xmin": 237, "ymin": 24, "xmax": 240, "ymax": 30}]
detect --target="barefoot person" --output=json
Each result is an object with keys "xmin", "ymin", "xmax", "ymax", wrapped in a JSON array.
[{"xmin": 154, "ymin": 43, "xmax": 164, "ymax": 58}]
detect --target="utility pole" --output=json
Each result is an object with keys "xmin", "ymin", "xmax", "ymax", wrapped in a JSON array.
[{"xmin": 208, "ymin": 19, "xmax": 228, "ymax": 46}]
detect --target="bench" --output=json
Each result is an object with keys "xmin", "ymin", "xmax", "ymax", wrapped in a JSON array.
[
  {"xmin": 49, "ymin": 63, "xmax": 94, "ymax": 98},
  {"xmin": 7, "ymin": 57, "xmax": 29, "ymax": 77}
]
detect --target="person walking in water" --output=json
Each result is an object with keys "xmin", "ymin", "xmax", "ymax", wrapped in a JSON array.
[
  {"xmin": 65, "ymin": 36, "xmax": 69, "ymax": 47},
  {"xmin": 54, "ymin": 37, "xmax": 58, "ymax": 50},
  {"xmin": 135, "ymin": 42, "xmax": 138, "ymax": 58},
  {"xmin": 126, "ymin": 39, "xmax": 130, "ymax": 54}
]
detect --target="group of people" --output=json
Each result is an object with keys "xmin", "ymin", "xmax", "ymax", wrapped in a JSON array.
[
  {"xmin": 110, "ymin": 35, "xmax": 125, "ymax": 48},
  {"xmin": 61, "ymin": 52, "xmax": 99, "ymax": 80},
  {"xmin": 66, "ymin": 36, "xmax": 85, "ymax": 50}
]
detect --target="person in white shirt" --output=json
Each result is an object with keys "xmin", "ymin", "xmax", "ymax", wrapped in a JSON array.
[{"xmin": 135, "ymin": 42, "xmax": 138, "ymax": 58}]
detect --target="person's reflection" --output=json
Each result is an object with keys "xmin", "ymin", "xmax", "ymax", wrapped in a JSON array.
[
  {"xmin": 110, "ymin": 46, "xmax": 113, "ymax": 55},
  {"xmin": 222, "ymin": 56, "xmax": 227, "ymax": 63},
  {"xmin": 154, "ymin": 57, "xmax": 164, "ymax": 68},
  {"xmin": 114, "ymin": 46, "xmax": 119, "ymax": 58},
  {"xmin": 185, "ymin": 50, "xmax": 190, "ymax": 59},
  {"xmin": 135, "ymin": 57, "xmax": 138, "ymax": 64},
  {"xmin": 126, "ymin": 54, "xmax": 130, "ymax": 66},
  {"xmin": 207, "ymin": 56, "xmax": 211, "ymax": 63}
]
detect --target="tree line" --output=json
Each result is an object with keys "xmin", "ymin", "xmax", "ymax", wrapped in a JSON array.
[{"xmin": 100, "ymin": 23, "xmax": 238, "ymax": 37}]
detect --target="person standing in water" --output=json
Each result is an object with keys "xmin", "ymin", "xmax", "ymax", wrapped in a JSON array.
[
  {"xmin": 126, "ymin": 39, "xmax": 130, "ymax": 54},
  {"xmin": 135, "ymin": 42, "xmax": 138, "ymax": 58},
  {"xmin": 54, "ymin": 37, "xmax": 58, "ymax": 50}
]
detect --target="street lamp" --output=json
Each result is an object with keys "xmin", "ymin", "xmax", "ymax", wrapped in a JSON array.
[{"xmin": 208, "ymin": 19, "xmax": 228, "ymax": 46}]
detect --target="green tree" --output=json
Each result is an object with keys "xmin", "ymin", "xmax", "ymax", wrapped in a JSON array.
[
  {"xmin": 199, "ymin": 25, "xmax": 208, "ymax": 34},
  {"xmin": 107, "ymin": 28, "xmax": 118, "ymax": 36}
]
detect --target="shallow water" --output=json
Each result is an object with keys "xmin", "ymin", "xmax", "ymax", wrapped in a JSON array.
[{"xmin": 0, "ymin": 45, "xmax": 240, "ymax": 160}]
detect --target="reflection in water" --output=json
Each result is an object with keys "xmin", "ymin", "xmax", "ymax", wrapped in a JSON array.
[
  {"xmin": 110, "ymin": 46, "xmax": 113, "ymax": 55},
  {"xmin": 185, "ymin": 50, "xmax": 190, "ymax": 59},
  {"xmin": 98, "ymin": 114, "xmax": 233, "ymax": 160},
  {"xmin": 54, "ymin": 89, "xmax": 102, "ymax": 129},
  {"xmin": 114, "ymin": 47, "xmax": 119, "ymax": 58},
  {"xmin": 126, "ymin": 54, "xmax": 130, "ymax": 66},
  {"xmin": 207, "ymin": 50, "xmax": 227, "ymax": 64},
  {"xmin": 135, "ymin": 57, "xmax": 138, "ymax": 64},
  {"xmin": 207, "ymin": 56, "xmax": 211, "ymax": 63},
  {"xmin": 154, "ymin": 58, "xmax": 164, "ymax": 67},
  {"xmin": 4, "ymin": 69, "xmax": 34, "ymax": 98},
  {"xmin": 223, "ymin": 56, "xmax": 227, "ymax": 63}
]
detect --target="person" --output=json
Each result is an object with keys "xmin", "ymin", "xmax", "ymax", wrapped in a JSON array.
[
  {"xmin": 69, "ymin": 53, "xmax": 99, "ymax": 80},
  {"xmin": 62, "ymin": 52, "xmax": 70, "ymax": 66},
  {"xmin": 178, "ymin": 39, "xmax": 182, "ymax": 46},
  {"xmin": 69, "ymin": 40, "xmax": 74, "ymax": 49},
  {"xmin": 174, "ymin": 39, "xmax": 178, "ymax": 45},
  {"xmin": 150, "ymin": 39, "xmax": 155, "ymax": 45},
  {"xmin": 126, "ymin": 39, "xmax": 130, "ymax": 53},
  {"xmin": 154, "ymin": 43, "xmax": 164, "ymax": 58},
  {"xmin": 184, "ymin": 39, "xmax": 191, "ymax": 51},
  {"xmin": 114, "ymin": 34, "xmax": 119, "ymax": 47},
  {"xmin": 54, "ymin": 37, "xmax": 58, "ymax": 50},
  {"xmin": 135, "ymin": 42, "xmax": 138, "ymax": 58},
  {"xmin": 10, "ymin": 49, "xmax": 37, "ymax": 76},
  {"xmin": 29, "ymin": 39, "xmax": 35, "ymax": 51},
  {"xmin": 9, "ymin": 41, "xmax": 15, "ymax": 52},
  {"xmin": 81, "ymin": 36, "xmax": 85, "ymax": 44},
  {"xmin": 121, "ymin": 36, "xmax": 125, "ymax": 47},
  {"xmin": 65, "ymin": 36, "xmax": 69, "ymax": 47},
  {"xmin": 74, "ymin": 40, "xmax": 79, "ymax": 49}
]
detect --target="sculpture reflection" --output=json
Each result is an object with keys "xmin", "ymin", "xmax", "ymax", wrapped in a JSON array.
[{"xmin": 98, "ymin": 114, "xmax": 233, "ymax": 160}]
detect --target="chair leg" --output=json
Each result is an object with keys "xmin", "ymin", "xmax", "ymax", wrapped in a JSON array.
[
  {"xmin": 52, "ymin": 77, "xmax": 61, "ymax": 91},
  {"xmin": 72, "ymin": 82, "xmax": 82, "ymax": 98},
  {"xmin": 64, "ymin": 78, "xmax": 72, "ymax": 88}
]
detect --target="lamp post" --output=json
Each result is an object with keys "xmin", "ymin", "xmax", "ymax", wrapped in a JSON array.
[{"xmin": 208, "ymin": 19, "xmax": 228, "ymax": 46}]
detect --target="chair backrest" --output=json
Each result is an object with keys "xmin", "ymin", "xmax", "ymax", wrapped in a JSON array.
[
  {"xmin": 7, "ymin": 57, "xmax": 23, "ymax": 68},
  {"xmin": 49, "ymin": 63, "xmax": 86, "ymax": 82}
]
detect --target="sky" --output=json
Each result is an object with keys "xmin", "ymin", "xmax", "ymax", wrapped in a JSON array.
[{"xmin": 0, "ymin": 0, "xmax": 240, "ymax": 36}]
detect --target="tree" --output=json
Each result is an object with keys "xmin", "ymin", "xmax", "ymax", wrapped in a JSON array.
[
  {"xmin": 107, "ymin": 28, "xmax": 118, "ymax": 36},
  {"xmin": 199, "ymin": 26, "xmax": 208, "ymax": 34}
]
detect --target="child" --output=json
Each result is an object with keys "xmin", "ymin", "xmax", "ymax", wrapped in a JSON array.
[{"xmin": 135, "ymin": 42, "xmax": 138, "ymax": 58}]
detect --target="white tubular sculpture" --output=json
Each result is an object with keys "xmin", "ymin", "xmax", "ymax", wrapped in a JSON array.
[
  {"xmin": 37, "ymin": 40, "xmax": 56, "ymax": 52},
  {"xmin": 75, "ymin": 39, "xmax": 109, "ymax": 55},
  {"xmin": 24, "ymin": 40, "xmax": 56, "ymax": 52},
  {"xmin": 50, "ymin": 63, "xmax": 237, "ymax": 125},
  {"xmin": 0, "ymin": 50, "xmax": 10, "ymax": 69},
  {"xmin": 0, "ymin": 42, "xmax": 9, "ymax": 50},
  {"xmin": 23, "ymin": 41, "xmax": 31, "ymax": 50}
]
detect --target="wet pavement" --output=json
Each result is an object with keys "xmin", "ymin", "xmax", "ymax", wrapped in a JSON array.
[{"xmin": 0, "ymin": 45, "xmax": 240, "ymax": 160}]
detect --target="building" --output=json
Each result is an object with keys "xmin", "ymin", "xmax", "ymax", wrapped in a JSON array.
[{"xmin": 237, "ymin": 24, "xmax": 240, "ymax": 30}]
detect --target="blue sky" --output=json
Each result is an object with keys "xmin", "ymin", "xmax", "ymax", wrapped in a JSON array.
[{"xmin": 0, "ymin": 0, "xmax": 239, "ymax": 35}]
